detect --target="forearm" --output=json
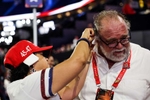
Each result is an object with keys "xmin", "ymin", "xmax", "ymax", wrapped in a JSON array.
[
  {"xmin": 64, "ymin": 54, "xmax": 92, "ymax": 97},
  {"xmin": 59, "ymin": 62, "xmax": 90, "ymax": 100},
  {"xmin": 51, "ymin": 28, "xmax": 94, "ymax": 94},
  {"xmin": 70, "ymin": 40, "xmax": 91, "ymax": 65},
  {"xmin": 52, "ymin": 41, "xmax": 90, "ymax": 93}
]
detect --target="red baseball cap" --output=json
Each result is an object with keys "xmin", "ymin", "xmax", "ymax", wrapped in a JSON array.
[{"xmin": 4, "ymin": 40, "xmax": 53, "ymax": 68}]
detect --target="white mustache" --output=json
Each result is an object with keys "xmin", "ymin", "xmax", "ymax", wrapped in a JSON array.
[{"xmin": 113, "ymin": 48, "xmax": 125, "ymax": 52}]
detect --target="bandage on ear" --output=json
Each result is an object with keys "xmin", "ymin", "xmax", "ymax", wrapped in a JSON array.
[
  {"xmin": 93, "ymin": 23, "xmax": 99, "ymax": 36},
  {"xmin": 93, "ymin": 27, "xmax": 97, "ymax": 35}
]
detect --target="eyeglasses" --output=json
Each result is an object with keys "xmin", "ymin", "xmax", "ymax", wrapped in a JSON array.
[{"xmin": 98, "ymin": 35, "xmax": 130, "ymax": 48}]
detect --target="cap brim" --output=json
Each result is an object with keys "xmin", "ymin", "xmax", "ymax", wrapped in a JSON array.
[
  {"xmin": 33, "ymin": 46, "xmax": 53, "ymax": 53},
  {"xmin": 23, "ymin": 54, "xmax": 39, "ymax": 66}
]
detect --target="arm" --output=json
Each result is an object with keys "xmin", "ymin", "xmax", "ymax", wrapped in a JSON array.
[
  {"xmin": 58, "ymin": 54, "xmax": 92, "ymax": 100},
  {"xmin": 51, "ymin": 28, "xmax": 94, "ymax": 94}
]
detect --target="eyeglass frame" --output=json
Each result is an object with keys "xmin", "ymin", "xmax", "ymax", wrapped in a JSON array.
[{"xmin": 97, "ymin": 32, "xmax": 131, "ymax": 48}]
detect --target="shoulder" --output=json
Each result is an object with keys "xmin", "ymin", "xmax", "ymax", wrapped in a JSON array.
[
  {"xmin": 131, "ymin": 43, "xmax": 150, "ymax": 52},
  {"xmin": 6, "ymin": 79, "xmax": 23, "ymax": 96},
  {"xmin": 130, "ymin": 42, "xmax": 150, "ymax": 57}
]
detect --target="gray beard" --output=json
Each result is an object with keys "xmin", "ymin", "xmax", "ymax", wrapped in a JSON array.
[{"xmin": 100, "ymin": 45, "xmax": 130, "ymax": 62}]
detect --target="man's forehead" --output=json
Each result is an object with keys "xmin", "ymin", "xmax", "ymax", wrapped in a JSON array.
[{"xmin": 100, "ymin": 18, "xmax": 127, "ymax": 33}]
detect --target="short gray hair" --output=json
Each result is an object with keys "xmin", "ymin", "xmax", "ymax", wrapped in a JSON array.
[{"xmin": 93, "ymin": 10, "xmax": 130, "ymax": 32}]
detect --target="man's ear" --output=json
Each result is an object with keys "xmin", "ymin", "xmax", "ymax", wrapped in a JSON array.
[{"xmin": 93, "ymin": 25, "xmax": 99, "ymax": 36}]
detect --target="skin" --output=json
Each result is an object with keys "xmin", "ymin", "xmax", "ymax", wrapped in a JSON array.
[
  {"xmin": 58, "ymin": 14, "xmax": 131, "ymax": 100},
  {"xmin": 97, "ymin": 16, "xmax": 130, "ymax": 68},
  {"xmin": 32, "ymin": 28, "xmax": 95, "ymax": 95},
  {"xmin": 32, "ymin": 53, "xmax": 49, "ymax": 71},
  {"xmin": 58, "ymin": 54, "xmax": 92, "ymax": 100},
  {"xmin": 47, "ymin": 55, "xmax": 55, "ymax": 67}
]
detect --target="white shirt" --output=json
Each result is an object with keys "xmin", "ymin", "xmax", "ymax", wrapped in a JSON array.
[
  {"xmin": 7, "ymin": 68, "xmax": 61, "ymax": 100},
  {"xmin": 78, "ymin": 43, "xmax": 150, "ymax": 100}
]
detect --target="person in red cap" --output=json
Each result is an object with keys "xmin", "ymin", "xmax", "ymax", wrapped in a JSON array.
[
  {"xmin": 122, "ymin": 0, "xmax": 136, "ymax": 15},
  {"xmin": 4, "ymin": 28, "xmax": 95, "ymax": 100}
]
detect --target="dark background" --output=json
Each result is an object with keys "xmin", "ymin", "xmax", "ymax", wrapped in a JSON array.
[{"xmin": 0, "ymin": 0, "xmax": 82, "ymax": 16}]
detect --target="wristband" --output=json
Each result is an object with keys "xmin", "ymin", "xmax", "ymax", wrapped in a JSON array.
[{"xmin": 77, "ymin": 38, "xmax": 90, "ymax": 46}]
